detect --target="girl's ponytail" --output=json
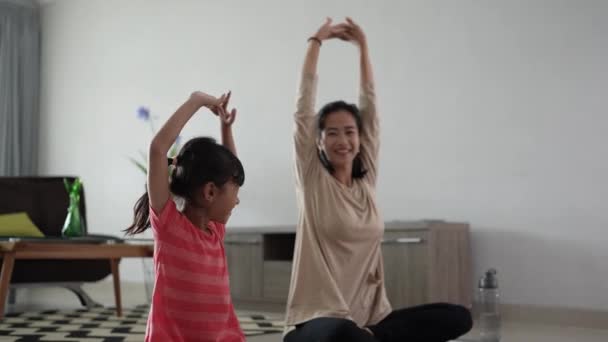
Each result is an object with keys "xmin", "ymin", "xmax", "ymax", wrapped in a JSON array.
[
  {"xmin": 124, "ymin": 158, "xmax": 176, "ymax": 235},
  {"xmin": 124, "ymin": 191, "xmax": 151, "ymax": 235}
]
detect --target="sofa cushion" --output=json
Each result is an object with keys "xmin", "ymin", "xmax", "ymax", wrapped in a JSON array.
[{"xmin": 0, "ymin": 212, "xmax": 45, "ymax": 237}]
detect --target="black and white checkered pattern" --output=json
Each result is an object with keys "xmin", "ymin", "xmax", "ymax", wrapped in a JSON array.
[{"xmin": 0, "ymin": 305, "xmax": 283, "ymax": 341}]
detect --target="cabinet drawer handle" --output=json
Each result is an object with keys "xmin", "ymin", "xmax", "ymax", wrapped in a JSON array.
[
  {"xmin": 382, "ymin": 237, "xmax": 423, "ymax": 244},
  {"xmin": 225, "ymin": 240, "xmax": 261, "ymax": 245}
]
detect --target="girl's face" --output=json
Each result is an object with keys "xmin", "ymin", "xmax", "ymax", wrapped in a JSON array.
[
  {"xmin": 209, "ymin": 181, "xmax": 240, "ymax": 224},
  {"xmin": 318, "ymin": 110, "xmax": 360, "ymax": 171}
]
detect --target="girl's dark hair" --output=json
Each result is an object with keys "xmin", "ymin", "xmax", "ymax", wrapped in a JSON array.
[
  {"xmin": 317, "ymin": 100, "xmax": 367, "ymax": 179},
  {"xmin": 125, "ymin": 137, "xmax": 244, "ymax": 235}
]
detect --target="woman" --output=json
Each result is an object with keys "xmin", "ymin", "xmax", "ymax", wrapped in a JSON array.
[{"xmin": 284, "ymin": 17, "xmax": 473, "ymax": 342}]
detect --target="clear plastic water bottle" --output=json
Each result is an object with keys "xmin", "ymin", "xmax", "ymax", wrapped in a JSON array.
[{"xmin": 478, "ymin": 269, "xmax": 501, "ymax": 342}]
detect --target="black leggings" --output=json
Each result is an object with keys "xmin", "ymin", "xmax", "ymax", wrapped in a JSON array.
[{"xmin": 284, "ymin": 303, "xmax": 473, "ymax": 342}]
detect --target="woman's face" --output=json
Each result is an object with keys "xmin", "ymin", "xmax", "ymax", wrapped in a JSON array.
[{"xmin": 318, "ymin": 110, "xmax": 360, "ymax": 171}]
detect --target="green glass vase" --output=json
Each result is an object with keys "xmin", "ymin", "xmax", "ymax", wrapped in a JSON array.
[{"xmin": 62, "ymin": 178, "xmax": 86, "ymax": 237}]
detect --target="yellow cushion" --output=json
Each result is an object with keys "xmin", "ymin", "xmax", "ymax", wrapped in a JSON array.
[{"xmin": 0, "ymin": 212, "xmax": 45, "ymax": 237}]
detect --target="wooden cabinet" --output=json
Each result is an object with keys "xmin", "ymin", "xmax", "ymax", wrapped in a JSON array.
[
  {"xmin": 382, "ymin": 230, "xmax": 430, "ymax": 308},
  {"xmin": 262, "ymin": 261, "xmax": 292, "ymax": 300},
  {"xmin": 225, "ymin": 232, "xmax": 293, "ymax": 305},
  {"xmin": 225, "ymin": 221, "xmax": 471, "ymax": 309},
  {"xmin": 224, "ymin": 233, "xmax": 263, "ymax": 300},
  {"xmin": 382, "ymin": 221, "xmax": 472, "ymax": 308}
]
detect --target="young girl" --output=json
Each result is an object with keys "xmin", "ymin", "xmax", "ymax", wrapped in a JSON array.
[{"xmin": 126, "ymin": 90, "xmax": 245, "ymax": 342}]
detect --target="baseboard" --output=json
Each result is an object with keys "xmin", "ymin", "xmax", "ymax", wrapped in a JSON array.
[{"xmin": 500, "ymin": 303, "xmax": 608, "ymax": 330}]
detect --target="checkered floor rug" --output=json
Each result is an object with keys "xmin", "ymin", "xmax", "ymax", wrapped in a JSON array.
[{"xmin": 0, "ymin": 304, "xmax": 284, "ymax": 341}]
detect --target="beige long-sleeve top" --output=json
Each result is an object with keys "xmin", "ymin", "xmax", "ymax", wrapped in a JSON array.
[{"xmin": 284, "ymin": 73, "xmax": 392, "ymax": 332}]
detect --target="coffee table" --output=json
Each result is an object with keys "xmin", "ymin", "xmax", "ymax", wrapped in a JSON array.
[{"xmin": 0, "ymin": 239, "xmax": 153, "ymax": 319}]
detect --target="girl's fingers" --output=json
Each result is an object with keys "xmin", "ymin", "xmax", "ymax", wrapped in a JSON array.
[
  {"xmin": 218, "ymin": 93, "xmax": 227, "ymax": 106},
  {"xmin": 223, "ymin": 91, "xmax": 231, "ymax": 110}
]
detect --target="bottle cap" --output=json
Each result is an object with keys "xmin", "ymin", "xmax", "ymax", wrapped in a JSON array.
[{"xmin": 479, "ymin": 268, "xmax": 498, "ymax": 289}]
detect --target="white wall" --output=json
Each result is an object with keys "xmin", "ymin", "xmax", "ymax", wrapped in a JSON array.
[{"xmin": 38, "ymin": 0, "xmax": 608, "ymax": 311}]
